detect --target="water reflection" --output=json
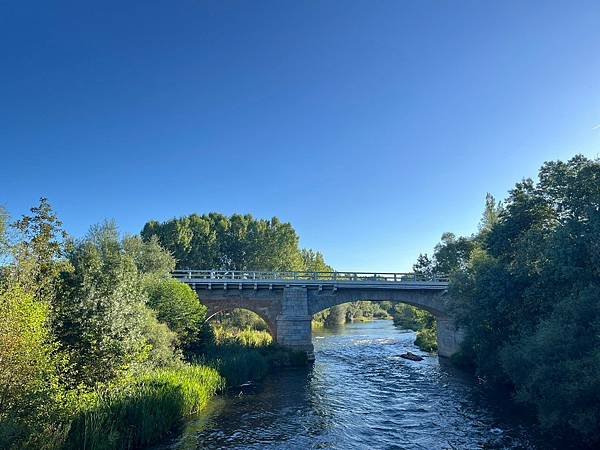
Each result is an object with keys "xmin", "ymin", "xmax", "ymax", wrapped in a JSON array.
[{"xmin": 161, "ymin": 321, "xmax": 548, "ymax": 450}]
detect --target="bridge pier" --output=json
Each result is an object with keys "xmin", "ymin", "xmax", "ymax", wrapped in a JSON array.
[
  {"xmin": 276, "ymin": 287, "xmax": 315, "ymax": 360},
  {"xmin": 436, "ymin": 316, "xmax": 465, "ymax": 358}
]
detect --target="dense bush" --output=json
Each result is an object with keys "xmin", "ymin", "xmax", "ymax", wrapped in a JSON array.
[
  {"xmin": 500, "ymin": 285, "xmax": 600, "ymax": 440},
  {"xmin": 145, "ymin": 277, "xmax": 211, "ymax": 354},
  {"xmin": 446, "ymin": 156, "xmax": 600, "ymax": 443},
  {"xmin": 139, "ymin": 307, "xmax": 181, "ymax": 370},
  {"xmin": 414, "ymin": 325, "xmax": 437, "ymax": 352},
  {"xmin": 54, "ymin": 223, "xmax": 153, "ymax": 386},
  {"xmin": 389, "ymin": 303, "xmax": 437, "ymax": 352},
  {"xmin": 201, "ymin": 327, "xmax": 307, "ymax": 387},
  {"xmin": 0, "ymin": 285, "xmax": 65, "ymax": 449}
]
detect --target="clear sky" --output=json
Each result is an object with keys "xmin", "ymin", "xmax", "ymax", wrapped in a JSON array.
[{"xmin": 1, "ymin": 1, "xmax": 600, "ymax": 272}]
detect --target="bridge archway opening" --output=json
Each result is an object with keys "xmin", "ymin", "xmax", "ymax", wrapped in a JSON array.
[
  {"xmin": 312, "ymin": 300, "xmax": 397, "ymax": 327},
  {"xmin": 205, "ymin": 307, "xmax": 277, "ymax": 341},
  {"xmin": 310, "ymin": 298, "xmax": 443, "ymax": 322}
]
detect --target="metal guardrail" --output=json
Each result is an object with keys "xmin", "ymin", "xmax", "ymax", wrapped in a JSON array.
[{"xmin": 172, "ymin": 270, "xmax": 449, "ymax": 283}]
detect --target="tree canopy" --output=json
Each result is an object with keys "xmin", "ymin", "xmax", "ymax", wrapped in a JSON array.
[
  {"xmin": 141, "ymin": 213, "xmax": 326, "ymax": 272},
  {"xmin": 447, "ymin": 155, "xmax": 600, "ymax": 443}
]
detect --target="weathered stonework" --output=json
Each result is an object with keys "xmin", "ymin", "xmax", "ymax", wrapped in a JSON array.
[
  {"xmin": 276, "ymin": 287, "xmax": 314, "ymax": 359},
  {"xmin": 435, "ymin": 316, "xmax": 465, "ymax": 358},
  {"xmin": 192, "ymin": 285, "xmax": 463, "ymax": 360}
]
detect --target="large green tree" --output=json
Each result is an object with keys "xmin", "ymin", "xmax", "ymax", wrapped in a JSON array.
[
  {"xmin": 55, "ymin": 223, "xmax": 150, "ymax": 385},
  {"xmin": 54, "ymin": 222, "xmax": 184, "ymax": 386},
  {"xmin": 451, "ymin": 155, "xmax": 600, "ymax": 442},
  {"xmin": 141, "ymin": 213, "xmax": 305, "ymax": 271},
  {"xmin": 8, "ymin": 198, "xmax": 70, "ymax": 305}
]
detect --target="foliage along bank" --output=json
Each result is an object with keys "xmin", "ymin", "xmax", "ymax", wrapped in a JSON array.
[
  {"xmin": 0, "ymin": 201, "xmax": 307, "ymax": 450},
  {"xmin": 417, "ymin": 156, "xmax": 600, "ymax": 445}
]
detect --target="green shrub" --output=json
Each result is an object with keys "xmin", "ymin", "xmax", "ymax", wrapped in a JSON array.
[
  {"xmin": 414, "ymin": 326, "xmax": 437, "ymax": 352},
  {"xmin": 65, "ymin": 365, "xmax": 224, "ymax": 450},
  {"xmin": 55, "ymin": 223, "xmax": 150, "ymax": 387},
  {"xmin": 500, "ymin": 286, "xmax": 600, "ymax": 441},
  {"xmin": 139, "ymin": 307, "xmax": 182, "ymax": 370},
  {"xmin": 145, "ymin": 278, "xmax": 210, "ymax": 355},
  {"xmin": 0, "ymin": 285, "xmax": 66, "ymax": 449}
]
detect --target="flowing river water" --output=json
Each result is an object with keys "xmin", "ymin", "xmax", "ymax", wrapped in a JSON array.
[{"xmin": 161, "ymin": 320, "xmax": 553, "ymax": 450}]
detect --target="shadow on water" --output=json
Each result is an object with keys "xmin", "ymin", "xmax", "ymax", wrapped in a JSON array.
[{"xmin": 157, "ymin": 321, "xmax": 566, "ymax": 450}]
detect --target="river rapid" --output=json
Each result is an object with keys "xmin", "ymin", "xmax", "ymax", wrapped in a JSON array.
[{"xmin": 161, "ymin": 320, "xmax": 552, "ymax": 450}]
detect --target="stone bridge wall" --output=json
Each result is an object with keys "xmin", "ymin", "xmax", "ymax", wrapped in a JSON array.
[{"xmin": 194, "ymin": 286, "xmax": 464, "ymax": 359}]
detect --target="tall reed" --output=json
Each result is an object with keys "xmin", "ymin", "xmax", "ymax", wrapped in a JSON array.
[{"xmin": 64, "ymin": 365, "xmax": 224, "ymax": 449}]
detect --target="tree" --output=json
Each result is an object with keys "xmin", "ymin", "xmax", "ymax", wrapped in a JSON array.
[
  {"xmin": 9, "ymin": 198, "xmax": 69, "ymax": 304},
  {"xmin": 450, "ymin": 155, "xmax": 600, "ymax": 443},
  {"xmin": 412, "ymin": 253, "xmax": 434, "ymax": 278},
  {"xmin": 0, "ymin": 207, "xmax": 9, "ymax": 262},
  {"xmin": 145, "ymin": 278, "xmax": 210, "ymax": 355},
  {"xmin": 55, "ymin": 222, "xmax": 151, "ymax": 386},
  {"xmin": 141, "ymin": 213, "xmax": 305, "ymax": 271},
  {"xmin": 0, "ymin": 285, "xmax": 63, "ymax": 448},
  {"xmin": 433, "ymin": 232, "xmax": 476, "ymax": 274},
  {"xmin": 500, "ymin": 285, "xmax": 600, "ymax": 440},
  {"xmin": 478, "ymin": 193, "xmax": 502, "ymax": 234},
  {"xmin": 324, "ymin": 304, "xmax": 347, "ymax": 327},
  {"xmin": 301, "ymin": 249, "xmax": 333, "ymax": 272},
  {"xmin": 123, "ymin": 234, "xmax": 175, "ymax": 277}
]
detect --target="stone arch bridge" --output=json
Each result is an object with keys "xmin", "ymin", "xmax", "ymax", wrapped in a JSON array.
[{"xmin": 173, "ymin": 270, "xmax": 464, "ymax": 360}]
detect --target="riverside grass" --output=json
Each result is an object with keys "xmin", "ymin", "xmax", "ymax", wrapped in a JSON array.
[
  {"xmin": 64, "ymin": 328, "xmax": 305, "ymax": 449},
  {"xmin": 213, "ymin": 326, "xmax": 273, "ymax": 347},
  {"xmin": 64, "ymin": 365, "xmax": 224, "ymax": 450},
  {"xmin": 202, "ymin": 327, "xmax": 307, "ymax": 387}
]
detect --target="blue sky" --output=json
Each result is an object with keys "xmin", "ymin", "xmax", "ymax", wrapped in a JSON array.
[{"xmin": 1, "ymin": 1, "xmax": 599, "ymax": 272}]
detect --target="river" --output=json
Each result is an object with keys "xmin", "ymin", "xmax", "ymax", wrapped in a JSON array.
[{"xmin": 160, "ymin": 320, "xmax": 552, "ymax": 449}]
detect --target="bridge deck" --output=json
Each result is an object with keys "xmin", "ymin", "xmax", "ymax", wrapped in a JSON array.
[{"xmin": 173, "ymin": 270, "xmax": 449, "ymax": 290}]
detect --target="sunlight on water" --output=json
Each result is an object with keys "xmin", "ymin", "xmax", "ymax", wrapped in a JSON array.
[{"xmin": 159, "ymin": 321, "xmax": 547, "ymax": 450}]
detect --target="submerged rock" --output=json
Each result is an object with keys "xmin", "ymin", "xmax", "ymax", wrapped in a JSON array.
[{"xmin": 400, "ymin": 351, "xmax": 424, "ymax": 361}]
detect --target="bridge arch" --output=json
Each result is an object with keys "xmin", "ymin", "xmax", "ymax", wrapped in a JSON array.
[
  {"xmin": 204, "ymin": 304, "xmax": 278, "ymax": 339},
  {"xmin": 307, "ymin": 289, "xmax": 450, "ymax": 318},
  {"xmin": 181, "ymin": 270, "xmax": 463, "ymax": 360}
]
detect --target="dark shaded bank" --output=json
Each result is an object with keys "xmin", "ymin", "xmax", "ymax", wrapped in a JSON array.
[{"xmin": 197, "ymin": 342, "xmax": 309, "ymax": 388}]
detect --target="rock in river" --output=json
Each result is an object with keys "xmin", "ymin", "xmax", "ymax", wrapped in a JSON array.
[{"xmin": 400, "ymin": 351, "xmax": 424, "ymax": 361}]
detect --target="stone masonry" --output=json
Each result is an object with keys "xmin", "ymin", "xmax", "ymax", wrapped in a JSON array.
[
  {"xmin": 193, "ymin": 285, "xmax": 463, "ymax": 360},
  {"xmin": 276, "ymin": 287, "xmax": 315, "ymax": 359}
]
